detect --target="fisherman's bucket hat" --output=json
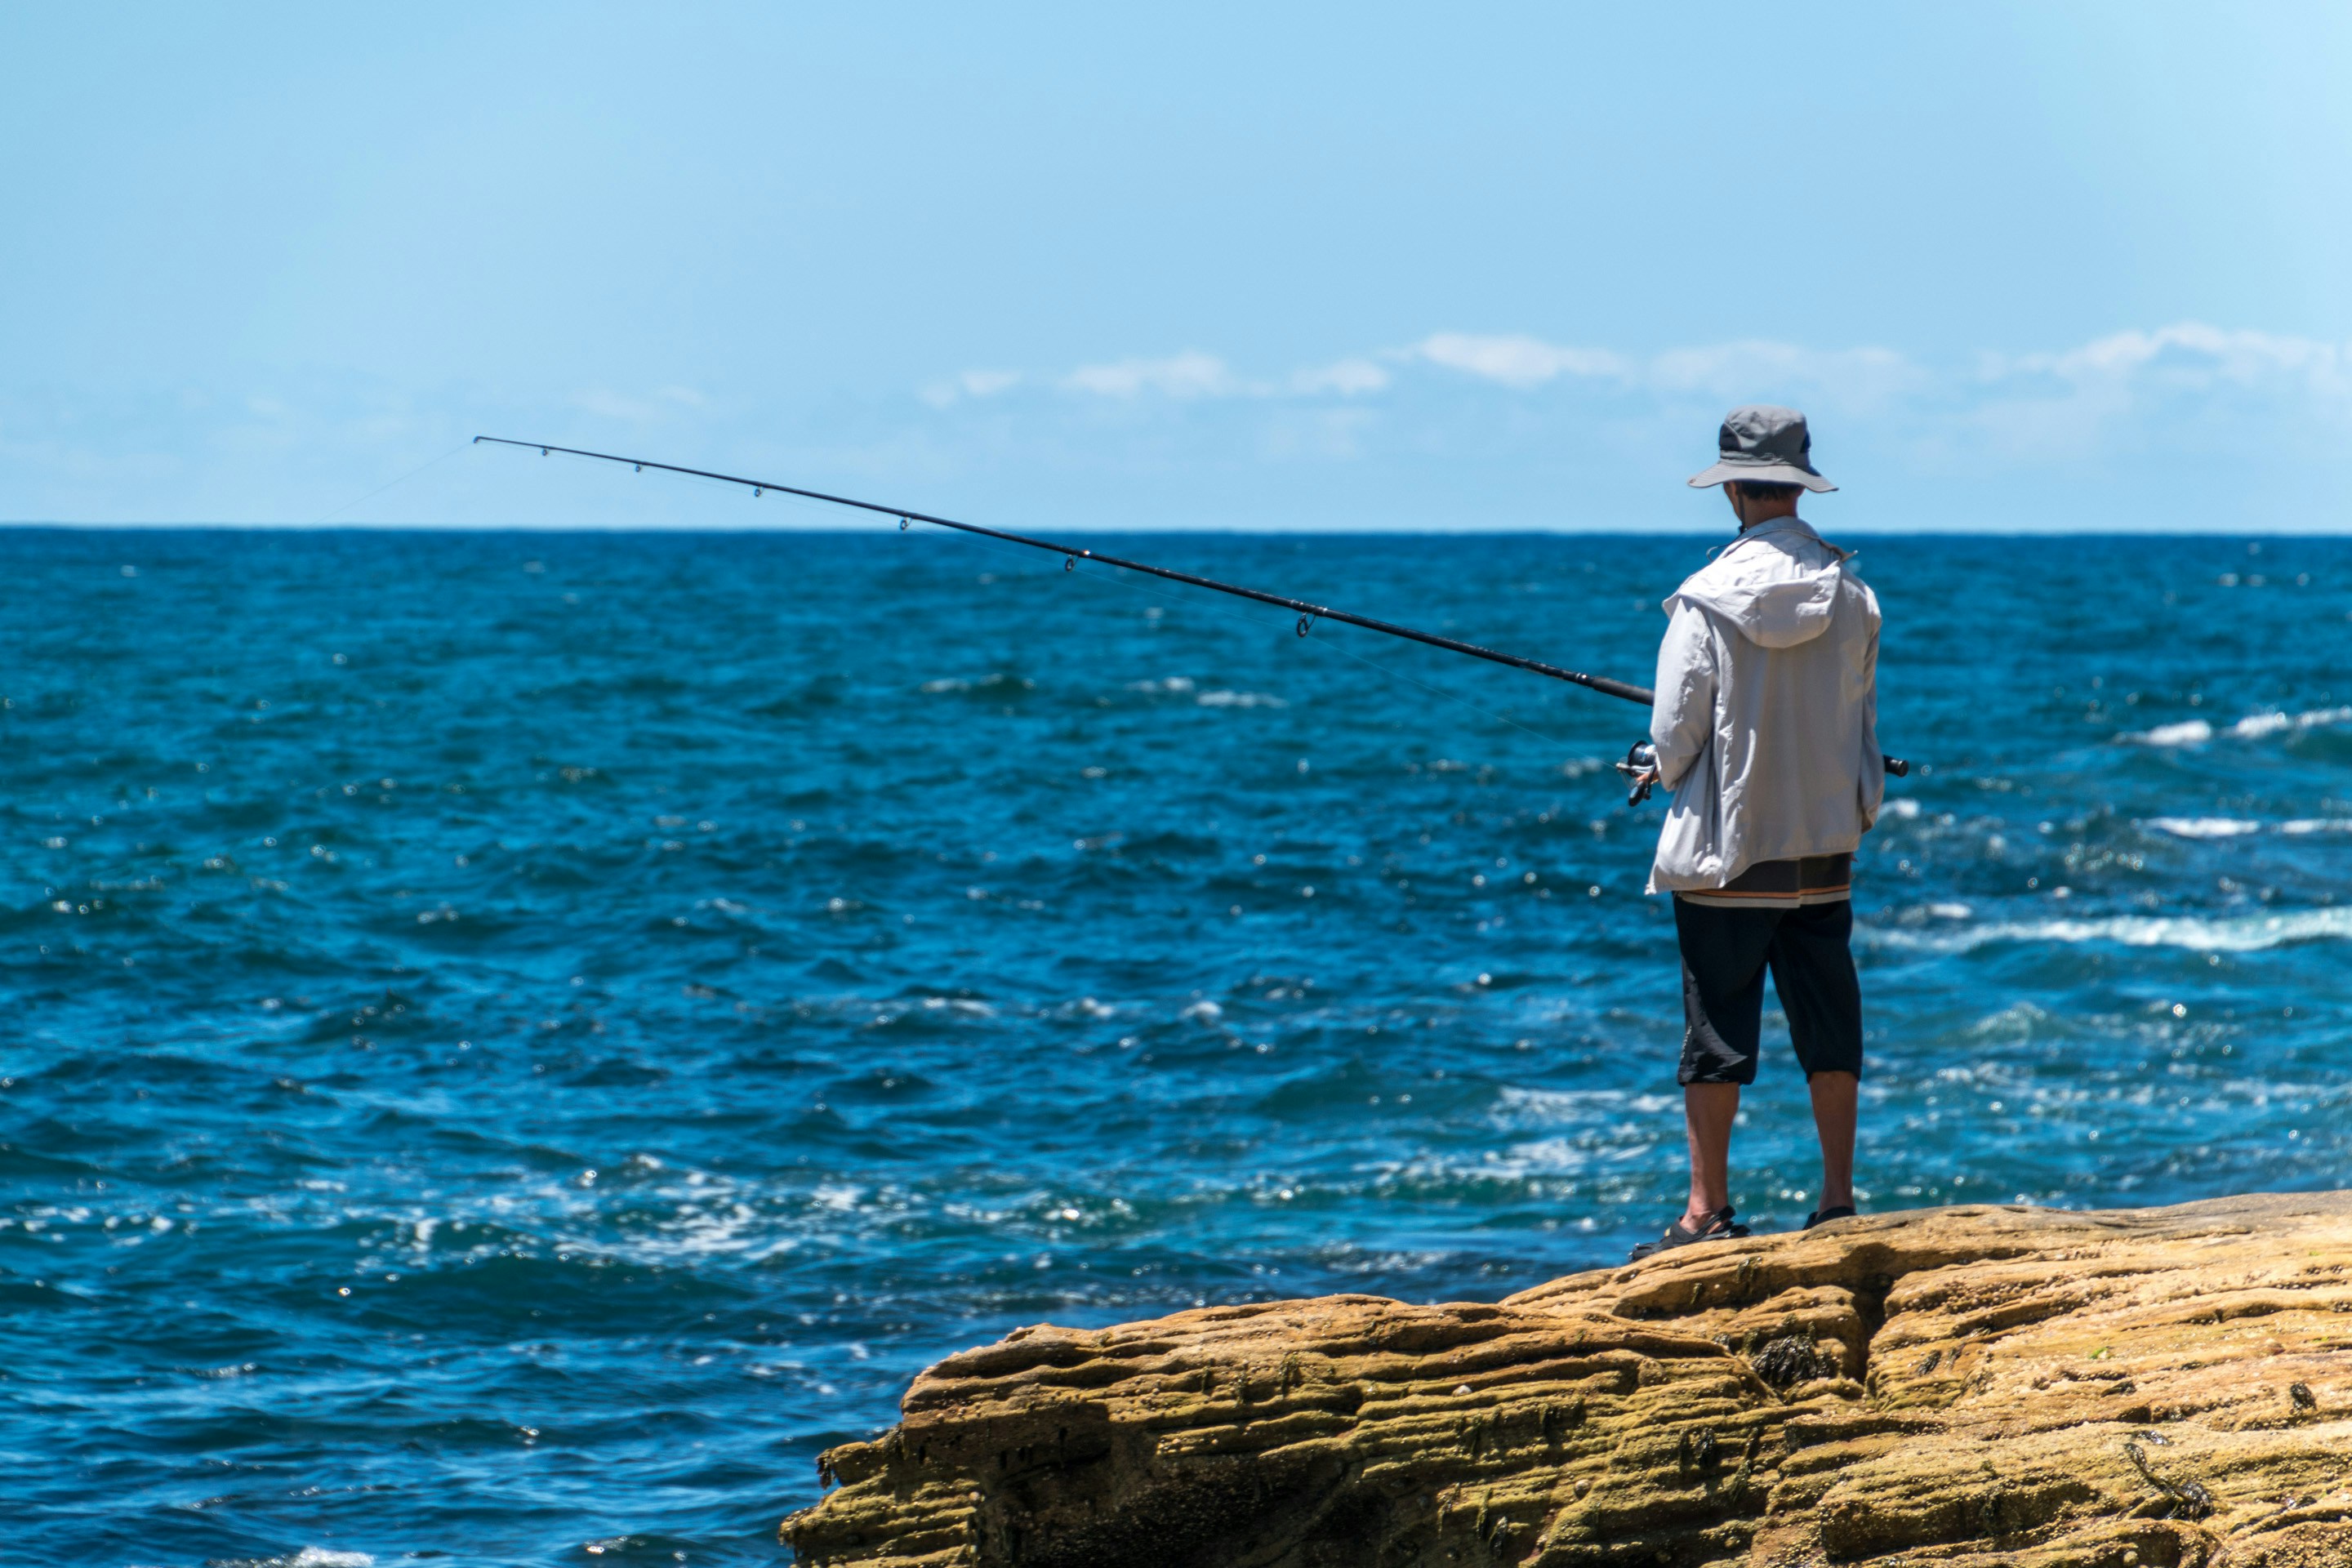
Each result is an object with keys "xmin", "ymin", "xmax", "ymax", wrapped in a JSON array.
[{"xmin": 1686, "ymin": 404, "xmax": 1837, "ymax": 492}]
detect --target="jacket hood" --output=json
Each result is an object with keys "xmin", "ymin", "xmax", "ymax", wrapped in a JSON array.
[{"xmin": 1664, "ymin": 519, "xmax": 1847, "ymax": 649}]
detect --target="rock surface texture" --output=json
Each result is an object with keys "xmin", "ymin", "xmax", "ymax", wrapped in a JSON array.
[{"xmin": 783, "ymin": 1192, "xmax": 2352, "ymax": 1566}]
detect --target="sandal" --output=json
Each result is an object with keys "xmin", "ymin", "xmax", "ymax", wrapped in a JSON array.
[
  {"xmin": 1804, "ymin": 1205, "xmax": 1856, "ymax": 1231},
  {"xmin": 1628, "ymin": 1205, "xmax": 1750, "ymax": 1261}
]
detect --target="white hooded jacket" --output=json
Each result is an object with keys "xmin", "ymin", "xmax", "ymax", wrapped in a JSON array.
[{"xmin": 1646, "ymin": 516, "xmax": 1882, "ymax": 893}]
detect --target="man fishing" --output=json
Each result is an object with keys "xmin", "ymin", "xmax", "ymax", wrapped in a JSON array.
[
  {"xmin": 477, "ymin": 435, "xmax": 1896, "ymax": 1259},
  {"xmin": 1620, "ymin": 406, "xmax": 1882, "ymax": 1258}
]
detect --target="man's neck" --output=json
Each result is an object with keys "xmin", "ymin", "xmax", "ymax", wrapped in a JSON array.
[{"xmin": 1739, "ymin": 509, "xmax": 1800, "ymax": 532}]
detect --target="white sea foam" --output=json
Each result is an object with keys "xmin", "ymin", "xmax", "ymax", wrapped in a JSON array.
[
  {"xmin": 1127, "ymin": 676, "xmax": 1196, "ymax": 693},
  {"xmin": 2282, "ymin": 818, "xmax": 2352, "ymax": 834},
  {"xmin": 1493, "ymin": 1086, "xmax": 1627, "ymax": 1116},
  {"xmin": 2230, "ymin": 705, "xmax": 2352, "ymax": 738},
  {"xmin": 1877, "ymin": 907, "xmax": 2352, "ymax": 954},
  {"xmin": 2146, "ymin": 817, "xmax": 2261, "ymax": 839},
  {"xmin": 1882, "ymin": 798, "xmax": 1922, "ymax": 819},
  {"xmin": 1967, "ymin": 1001, "xmax": 2051, "ymax": 1037},
  {"xmin": 1490, "ymin": 1086, "xmax": 1677, "ymax": 1128},
  {"xmin": 1483, "ymin": 1138, "xmax": 1597, "ymax": 1175},
  {"xmin": 1196, "ymin": 690, "xmax": 1288, "ymax": 709},
  {"xmin": 287, "ymin": 1551, "xmax": 375, "ymax": 1568},
  {"xmin": 1479, "ymin": 1128, "xmax": 1672, "ymax": 1178},
  {"xmin": 2134, "ymin": 705, "xmax": 2352, "ymax": 744},
  {"xmin": 1926, "ymin": 902, "xmax": 1974, "ymax": 920}
]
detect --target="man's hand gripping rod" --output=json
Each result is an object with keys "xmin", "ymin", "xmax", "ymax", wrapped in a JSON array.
[{"xmin": 1616, "ymin": 742, "xmax": 1664, "ymax": 808}]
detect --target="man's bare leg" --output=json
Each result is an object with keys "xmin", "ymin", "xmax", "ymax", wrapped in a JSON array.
[
  {"xmin": 1682, "ymin": 1082, "xmax": 1741, "ymax": 1224},
  {"xmin": 1807, "ymin": 1070, "xmax": 1858, "ymax": 1214}
]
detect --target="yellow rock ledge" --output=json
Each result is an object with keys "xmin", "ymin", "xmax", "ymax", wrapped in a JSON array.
[{"xmin": 782, "ymin": 1192, "xmax": 2352, "ymax": 1566}]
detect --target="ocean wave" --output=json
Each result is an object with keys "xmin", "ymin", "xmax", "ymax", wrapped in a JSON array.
[
  {"xmin": 2125, "ymin": 719, "xmax": 2212, "ymax": 746},
  {"xmin": 2127, "ymin": 706, "xmax": 2352, "ymax": 746},
  {"xmin": 1875, "ymin": 906, "xmax": 2352, "ymax": 954},
  {"xmin": 2229, "ymin": 705, "xmax": 2352, "ymax": 738},
  {"xmin": 1488, "ymin": 1086, "xmax": 1677, "ymax": 1138},
  {"xmin": 2145, "ymin": 817, "xmax": 2261, "ymax": 839},
  {"xmin": 1196, "ymin": 690, "xmax": 1288, "ymax": 709},
  {"xmin": 2142, "ymin": 816, "xmax": 2352, "ymax": 839}
]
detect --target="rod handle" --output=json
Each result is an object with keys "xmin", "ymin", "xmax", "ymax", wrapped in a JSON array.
[{"xmin": 1882, "ymin": 755, "xmax": 1909, "ymax": 777}]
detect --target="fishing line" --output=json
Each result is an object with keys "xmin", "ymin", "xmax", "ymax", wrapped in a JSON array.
[{"xmin": 310, "ymin": 443, "xmax": 471, "ymax": 525}]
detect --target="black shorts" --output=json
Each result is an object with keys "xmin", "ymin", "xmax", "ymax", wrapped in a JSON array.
[{"xmin": 1672, "ymin": 895, "xmax": 1863, "ymax": 1085}]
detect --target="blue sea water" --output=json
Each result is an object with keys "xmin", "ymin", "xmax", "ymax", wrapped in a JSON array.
[{"xmin": 5, "ymin": 525, "xmax": 2350, "ymax": 1567}]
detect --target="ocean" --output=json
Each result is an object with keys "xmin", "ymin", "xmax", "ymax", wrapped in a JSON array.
[{"xmin": 5, "ymin": 527, "xmax": 2347, "ymax": 1566}]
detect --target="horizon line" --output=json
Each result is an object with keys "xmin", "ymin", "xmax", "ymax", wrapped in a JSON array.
[{"xmin": 5, "ymin": 519, "xmax": 2351, "ymax": 539}]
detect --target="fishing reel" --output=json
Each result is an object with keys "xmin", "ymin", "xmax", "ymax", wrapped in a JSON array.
[{"xmin": 1615, "ymin": 741, "xmax": 1660, "ymax": 807}]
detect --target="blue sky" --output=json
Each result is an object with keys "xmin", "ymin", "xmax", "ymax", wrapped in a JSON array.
[{"xmin": 4, "ymin": 3, "xmax": 2350, "ymax": 530}]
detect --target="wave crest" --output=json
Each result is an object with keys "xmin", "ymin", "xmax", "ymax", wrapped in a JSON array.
[{"xmin": 1877, "ymin": 907, "xmax": 2352, "ymax": 954}]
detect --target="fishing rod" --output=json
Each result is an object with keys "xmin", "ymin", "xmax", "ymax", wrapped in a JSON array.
[{"xmin": 473, "ymin": 435, "xmax": 1909, "ymax": 782}]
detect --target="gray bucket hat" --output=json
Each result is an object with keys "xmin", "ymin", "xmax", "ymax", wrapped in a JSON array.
[{"xmin": 1686, "ymin": 404, "xmax": 1836, "ymax": 492}]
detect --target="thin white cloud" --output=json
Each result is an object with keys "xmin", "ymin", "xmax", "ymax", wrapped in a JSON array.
[
  {"xmin": 1413, "ymin": 332, "xmax": 1624, "ymax": 387},
  {"xmin": 932, "ymin": 333, "xmax": 1913, "ymax": 405},
  {"xmin": 1956, "ymin": 322, "xmax": 2352, "ymax": 466},
  {"xmin": 577, "ymin": 384, "xmax": 719, "ymax": 424},
  {"xmin": 12, "ymin": 318, "xmax": 2352, "ymax": 525},
  {"xmin": 1290, "ymin": 357, "xmax": 1390, "ymax": 396},
  {"xmin": 1063, "ymin": 351, "xmax": 1237, "ymax": 399},
  {"xmin": 1645, "ymin": 342, "xmax": 1920, "ymax": 405},
  {"xmin": 960, "ymin": 369, "xmax": 1021, "ymax": 398},
  {"xmin": 917, "ymin": 321, "xmax": 2352, "ymax": 472},
  {"xmin": 1409, "ymin": 332, "xmax": 1921, "ymax": 404},
  {"xmin": 1998, "ymin": 323, "xmax": 2352, "ymax": 399},
  {"xmin": 919, "ymin": 368, "xmax": 1024, "ymax": 408},
  {"xmin": 1258, "ymin": 406, "xmax": 1377, "ymax": 460}
]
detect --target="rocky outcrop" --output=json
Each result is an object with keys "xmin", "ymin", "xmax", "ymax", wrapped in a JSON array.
[{"xmin": 782, "ymin": 1192, "xmax": 2352, "ymax": 1566}]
